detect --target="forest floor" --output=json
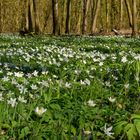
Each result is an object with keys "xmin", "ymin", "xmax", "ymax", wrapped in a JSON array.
[{"xmin": 0, "ymin": 35, "xmax": 140, "ymax": 139}]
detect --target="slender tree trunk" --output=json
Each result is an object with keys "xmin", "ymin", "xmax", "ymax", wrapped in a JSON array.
[
  {"xmin": 28, "ymin": 0, "xmax": 34, "ymax": 32},
  {"xmin": 44, "ymin": 2, "xmax": 51, "ymax": 31},
  {"xmin": 23, "ymin": 0, "xmax": 35, "ymax": 32},
  {"xmin": 132, "ymin": 0, "xmax": 137, "ymax": 37},
  {"xmin": 61, "ymin": 0, "xmax": 67, "ymax": 33},
  {"xmin": 110, "ymin": 0, "xmax": 116, "ymax": 30},
  {"xmin": 92, "ymin": 0, "xmax": 100, "ymax": 33},
  {"xmin": 76, "ymin": 1, "xmax": 82, "ymax": 34},
  {"xmin": 52, "ymin": 0, "xmax": 55, "ymax": 34},
  {"xmin": 120, "ymin": 0, "xmax": 124, "ymax": 29},
  {"xmin": 124, "ymin": 0, "xmax": 132, "ymax": 27},
  {"xmin": 25, "ymin": 0, "xmax": 29, "ymax": 31},
  {"xmin": 65, "ymin": 0, "xmax": 71, "ymax": 34},
  {"xmin": 33, "ymin": 0, "xmax": 41, "ymax": 33},
  {"xmin": 30, "ymin": 0, "xmax": 35, "ymax": 32},
  {"xmin": 20, "ymin": 0, "xmax": 27, "ymax": 31},
  {"xmin": 56, "ymin": 0, "xmax": 60, "ymax": 34},
  {"xmin": 52, "ymin": 0, "xmax": 59, "ymax": 35},
  {"xmin": 99, "ymin": 0, "xmax": 104, "ymax": 31},
  {"xmin": 82, "ymin": 0, "xmax": 90, "ymax": 34},
  {"xmin": 90, "ymin": 0, "xmax": 95, "ymax": 33},
  {"xmin": 106, "ymin": 0, "xmax": 110, "ymax": 32},
  {"xmin": 0, "ymin": 0, "xmax": 2, "ymax": 32}
]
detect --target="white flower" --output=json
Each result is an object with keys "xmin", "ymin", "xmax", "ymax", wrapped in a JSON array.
[
  {"xmin": 7, "ymin": 98, "xmax": 17, "ymax": 107},
  {"xmin": 105, "ymin": 81, "xmax": 111, "ymax": 87},
  {"xmin": 2, "ymin": 76, "xmax": 9, "ymax": 82},
  {"xmin": 121, "ymin": 56, "xmax": 127, "ymax": 63},
  {"xmin": 83, "ymin": 130, "xmax": 91, "ymax": 135},
  {"xmin": 75, "ymin": 70, "xmax": 81, "ymax": 75},
  {"xmin": 31, "ymin": 84, "xmax": 38, "ymax": 90},
  {"xmin": 104, "ymin": 124, "xmax": 114, "ymax": 137},
  {"xmin": 35, "ymin": 107, "xmax": 47, "ymax": 116},
  {"xmin": 99, "ymin": 62, "xmax": 103, "ymax": 66},
  {"xmin": 25, "ymin": 57, "xmax": 30, "ymax": 62},
  {"xmin": 18, "ymin": 96, "xmax": 27, "ymax": 103},
  {"xmin": 32, "ymin": 70, "xmax": 38, "ymax": 76},
  {"xmin": 42, "ymin": 71, "xmax": 48, "ymax": 75},
  {"xmin": 83, "ymin": 60, "xmax": 86, "ymax": 64},
  {"xmin": 0, "ymin": 93, "xmax": 4, "ymax": 101},
  {"xmin": 119, "ymin": 51, "xmax": 125, "ymax": 56},
  {"xmin": 80, "ymin": 80, "xmax": 85, "ymax": 85},
  {"xmin": 134, "ymin": 54, "xmax": 140, "ymax": 60},
  {"xmin": 12, "ymin": 78, "xmax": 18, "ymax": 85},
  {"xmin": 16, "ymin": 84, "xmax": 25, "ymax": 93},
  {"xmin": 14, "ymin": 72, "xmax": 24, "ymax": 77},
  {"xmin": 26, "ymin": 73, "xmax": 32, "ymax": 78},
  {"xmin": 65, "ymin": 82, "xmax": 71, "ymax": 88},
  {"xmin": 87, "ymin": 100, "xmax": 96, "ymax": 107},
  {"xmin": 40, "ymin": 80, "xmax": 49, "ymax": 87},
  {"xmin": 84, "ymin": 78, "xmax": 91, "ymax": 85},
  {"xmin": 108, "ymin": 97, "xmax": 116, "ymax": 103},
  {"xmin": 7, "ymin": 72, "xmax": 13, "ymax": 76},
  {"xmin": 124, "ymin": 83, "xmax": 129, "ymax": 89},
  {"xmin": 135, "ymin": 76, "xmax": 139, "ymax": 82}
]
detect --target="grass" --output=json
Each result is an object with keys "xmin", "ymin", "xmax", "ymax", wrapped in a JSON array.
[{"xmin": 0, "ymin": 35, "xmax": 140, "ymax": 140}]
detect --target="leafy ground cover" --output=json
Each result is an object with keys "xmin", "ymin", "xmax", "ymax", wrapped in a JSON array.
[{"xmin": 0, "ymin": 35, "xmax": 140, "ymax": 140}]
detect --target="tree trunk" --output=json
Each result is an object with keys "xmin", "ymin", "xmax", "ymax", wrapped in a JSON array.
[
  {"xmin": 106, "ymin": 0, "xmax": 110, "ymax": 32},
  {"xmin": 29, "ymin": 0, "xmax": 35, "ymax": 32},
  {"xmin": 25, "ymin": 0, "xmax": 29, "ymax": 31},
  {"xmin": 52, "ymin": 0, "xmax": 60, "ymax": 35},
  {"xmin": 65, "ymin": 0, "xmax": 71, "ymax": 34},
  {"xmin": 76, "ymin": 1, "xmax": 82, "ymax": 34},
  {"xmin": 44, "ymin": 2, "xmax": 51, "ymax": 31},
  {"xmin": 33, "ymin": 0, "xmax": 41, "ymax": 33},
  {"xmin": 0, "ymin": 0, "xmax": 2, "ymax": 32},
  {"xmin": 120, "ymin": 0, "xmax": 124, "ymax": 29},
  {"xmin": 124, "ymin": 0, "xmax": 132, "ymax": 27},
  {"xmin": 90, "ymin": 0, "xmax": 95, "ymax": 33},
  {"xmin": 92, "ymin": 0, "xmax": 100, "ymax": 33},
  {"xmin": 82, "ymin": 0, "xmax": 90, "ymax": 34},
  {"xmin": 52, "ymin": 0, "xmax": 55, "ymax": 34},
  {"xmin": 132, "ymin": 0, "xmax": 137, "ymax": 37}
]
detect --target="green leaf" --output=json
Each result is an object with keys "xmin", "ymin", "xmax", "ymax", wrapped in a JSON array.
[
  {"xmin": 71, "ymin": 125, "xmax": 76, "ymax": 136},
  {"xmin": 11, "ymin": 121, "xmax": 18, "ymax": 128},
  {"xmin": 19, "ymin": 127, "xmax": 30, "ymax": 139},
  {"xmin": 131, "ymin": 114, "xmax": 140, "ymax": 120},
  {"xmin": 114, "ymin": 121, "xmax": 128, "ymax": 136},
  {"xmin": 79, "ymin": 118, "xmax": 85, "ymax": 129},
  {"xmin": 124, "ymin": 123, "xmax": 137, "ymax": 140},
  {"xmin": 50, "ymin": 104, "xmax": 61, "ymax": 110},
  {"xmin": 1, "ymin": 124, "xmax": 11, "ymax": 129},
  {"xmin": 134, "ymin": 119, "xmax": 140, "ymax": 136}
]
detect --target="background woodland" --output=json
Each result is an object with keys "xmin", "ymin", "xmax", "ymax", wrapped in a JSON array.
[{"xmin": 0, "ymin": 0, "xmax": 139, "ymax": 36}]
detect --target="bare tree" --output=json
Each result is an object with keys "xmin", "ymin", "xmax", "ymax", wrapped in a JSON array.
[
  {"xmin": 0, "ymin": 0, "xmax": 2, "ymax": 32},
  {"xmin": 19, "ymin": 0, "xmax": 28, "ymax": 32},
  {"xmin": 52, "ymin": 0, "xmax": 60, "ymax": 35},
  {"xmin": 28, "ymin": 0, "xmax": 34, "ymax": 32},
  {"xmin": 119, "ymin": 0, "xmax": 124, "ymax": 29},
  {"xmin": 33, "ymin": 0, "xmax": 41, "ymax": 33},
  {"xmin": 132, "ymin": 0, "xmax": 137, "ymax": 37},
  {"xmin": 92, "ymin": 0, "xmax": 100, "ymax": 33},
  {"xmin": 44, "ymin": 2, "xmax": 51, "ymax": 31},
  {"xmin": 65, "ymin": 0, "xmax": 71, "ymax": 34},
  {"xmin": 82, "ymin": 0, "xmax": 90, "ymax": 34},
  {"xmin": 90, "ymin": 0, "xmax": 95, "ymax": 32},
  {"xmin": 76, "ymin": 0, "xmax": 82, "ymax": 34},
  {"xmin": 106, "ymin": 0, "xmax": 110, "ymax": 32},
  {"xmin": 124, "ymin": 0, "xmax": 132, "ymax": 27}
]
